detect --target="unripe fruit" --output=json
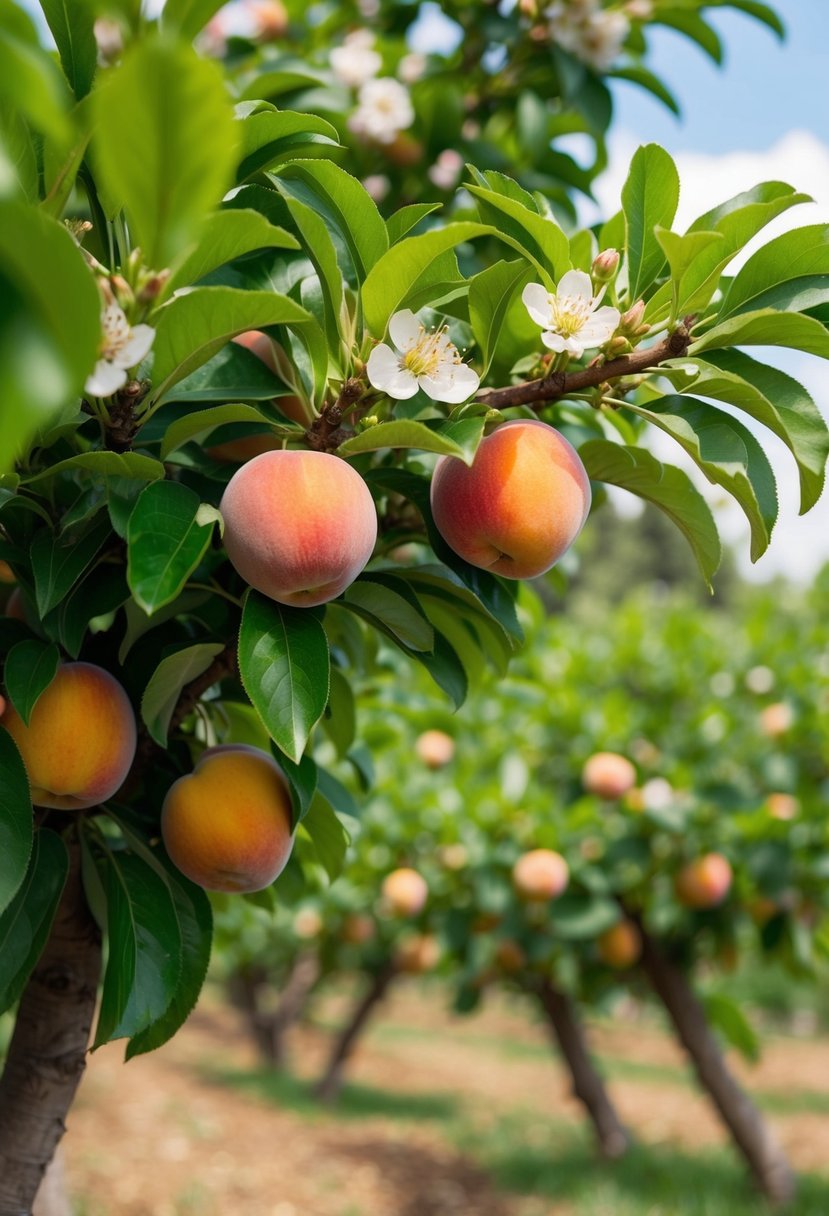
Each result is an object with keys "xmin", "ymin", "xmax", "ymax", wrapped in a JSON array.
[
  {"xmin": 430, "ymin": 420, "xmax": 591, "ymax": 579},
  {"xmin": 582, "ymin": 752, "xmax": 636, "ymax": 800},
  {"xmin": 1, "ymin": 663, "xmax": 137, "ymax": 810},
  {"xmin": 396, "ymin": 933, "xmax": 440, "ymax": 974},
  {"xmin": 597, "ymin": 920, "xmax": 641, "ymax": 969},
  {"xmin": 161, "ymin": 744, "xmax": 293, "ymax": 893},
  {"xmin": 415, "ymin": 729, "xmax": 455, "ymax": 769},
  {"xmin": 512, "ymin": 849, "xmax": 569, "ymax": 901},
  {"xmin": 674, "ymin": 853, "xmax": 732, "ymax": 910},
  {"xmin": 341, "ymin": 913, "xmax": 376, "ymax": 945},
  {"xmin": 381, "ymin": 867, "xmax": 428, "ymax": 917},
  {"xmin": 220, "ymin": 450, "xmax": 377, "ymax": 607}
]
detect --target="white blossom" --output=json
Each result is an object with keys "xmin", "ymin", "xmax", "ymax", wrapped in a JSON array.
[
  {"xmin": 349, "ymin": 78, "xmax": 414, "ymax": 145},
  {"xmin": 522, "ymin": 270, "xmax": 620, "ymax": 358},
  {"xmin": 545, "ymin": 1, "xmax": 630, "ymax": 71},
  {"xmin": 330, "ymin": 30, "xmax": 382, "ymax": 89},
  {"xmin": 398, "ymin": 52, "xmax": 427, "ymax": 84},
  {"xmin": 428, "ymin": 148, "xmax": 464, "ymax": 190},
  {"xmin": 367, "ymin": 309, "xmax": 479, "ymax": 403},
  {"xmin": 85, "ymin": 303, "xmax": 155, "ymax": 398}
]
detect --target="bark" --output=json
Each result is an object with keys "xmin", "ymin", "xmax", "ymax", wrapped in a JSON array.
[
  {"xmin": 639, "ymin": 927, "xmax": 795, "ymax": 1206},
  {"xmin": 0, "ymin": 840, "xmax": 102, "ymax": 1216},
  {"xmin": 228, "ymin": 951, "xmax": 320, "ymax": 1068},
  {"xmin": 536, "ymin": 979, "xmax": 630, "ymax": 1159},
  {"xmin": 314, "ymin": 961, "xmax": 397, "ymax": 1103}
]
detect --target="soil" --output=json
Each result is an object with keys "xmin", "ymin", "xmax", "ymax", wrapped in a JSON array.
[{"xmin": 62, "ymin": 984, "xmax": 829, "ymax": 1216}]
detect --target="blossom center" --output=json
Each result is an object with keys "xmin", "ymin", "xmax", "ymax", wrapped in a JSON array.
[
  {"xmin": 402, "ymin": 328, "xmax": 453, "ymax": 378},
  {"xmin": 548, "ymin": 295, "xmax": 592, "ymax": 336}
]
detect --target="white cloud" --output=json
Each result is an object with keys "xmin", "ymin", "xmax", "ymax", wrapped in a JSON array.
[{"xmin": 585, "ymin": 130, "xmax": 829, "ymax": 585}]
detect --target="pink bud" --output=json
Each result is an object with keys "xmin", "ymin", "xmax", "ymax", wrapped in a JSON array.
[{"xmin": 592, "ymin": 248, "xmax": 620, "ymax": 283}]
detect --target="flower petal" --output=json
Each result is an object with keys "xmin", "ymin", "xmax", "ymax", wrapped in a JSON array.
[
  {"xmin": 540, "ymin": 331, "xmax": 567, "ymax": 353},
  {"xmin": 420, "ymin": 361, "xmax": 480, "ymax": 404},
  {"xmin": 366, "ymin": 344, "xmax": 419, "ymax": 399},
  {"xmin": 522, "ymin": 282, "xmax": 553, "ymax": 328},
  {"xmin": 556, "ymin": 269, "xmax": 593, "ymax": 304},
  {"xmin": 388, "ymin": 309, "xmax": 422, "ymax": 353},
  {"xmin": 115, "ymin": 323, "xmax": 156, "ymax": 369},
  {"xmin": 85, "ymin": 360, "xmax": 128, "ymax": 398}
]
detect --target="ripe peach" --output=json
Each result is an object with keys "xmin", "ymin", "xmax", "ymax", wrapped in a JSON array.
[
  {"xmin": 341, "ymin": 913, "xmax": 376, "ymax": 945},
  {"xmin": 381, "ymin": 867, "xmax": 428, "ymax": 917},
  {"xmin": 415, "ymin": 729, "xmax": 455, "ymax": 769},
  {"xmin": 294, "ymin": 907, "xmax": 323, "ymax": 938},
  {"xmin": 512, "ymin": 849, "xmax": 569, "ymax": 901},
  {"xmin": 582, "ymin": 752, "xmax": 636, "ymax": 800},
  {"xmin": 0, "ymin": 693, "xmax": 6, "ymax": 718},
  {"xmin": 437, "ymin": 843, "xmax": 468, "ymax": 870},
  {"xmin": 220, "ymin": 450, "xmax": 377, "ymax": 607},
  {"xmin": 429, "ymin": 420, "xmax": 591, "ymax": 579},
  {"xmin": 396, "ymin": 933, "xmax": 440, "ymax": 974},
  {"xmin": 765, "ymin": 792, "xmax": 799, "ymax": 821},
  {"xmin": 1, "ymin": 662, "xmax": 136, "ymax": 810},
  {"xmin": 597, "ymin": 920, "xmax": 641, "ymax": 969},
  {"xmin": 759, "ymin": 702, "xmax": 794, "ymax": 738},
  {"xmin": 0, "ymin": 560, "xmax": 15, "ymax": 583},
  {"xmin": 161, "ymin": 744, "xmax": 293, "ymax": 894},
  {"xmin": 674, "ymin": 853, "xmax": 732, "ymax": 910}
]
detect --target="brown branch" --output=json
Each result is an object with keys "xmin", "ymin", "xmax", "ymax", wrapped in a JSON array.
[
  {"xmin": 476, "ymin": 323, "xmax": 693, "ymax": 412},
  {"xmin": 306, "ymin": 379, "xmax": 363, "ymax": 453}
]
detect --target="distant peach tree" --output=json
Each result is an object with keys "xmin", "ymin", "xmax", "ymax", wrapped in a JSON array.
[{"xmin": 1, "ymin": 0, "xmax": 827, "ymax": 1211}]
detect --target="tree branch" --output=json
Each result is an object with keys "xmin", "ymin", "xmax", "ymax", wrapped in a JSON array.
[{"xmin": 476, "ymin": 323, "xmax": 692, "ymax": 412}]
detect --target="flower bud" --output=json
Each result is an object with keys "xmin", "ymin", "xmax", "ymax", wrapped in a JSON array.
[
  {"xmin": 592, "ymin": 248, "xmax": 620, "ymax": 284},
  {"xmin": 109, "ymin": 274, "xmax": 134, "ymax": 311},
  {"xmin": 618, "ymin": 299, "xmax": 645, "ymax": 334},
  {"xmin": 137, "ymin": 269, "xmax": 171, "ymax": 304},
  {"xmin": 626, "ymin": 0, "xmax": 653, "ymax": 19},
  {"xmin": 519, "ymin": 0, "xmax": 538, "ymax": 16},
  {"xmin": 605, "ymin": 336, "xmax": 631, "ymax": 356}
]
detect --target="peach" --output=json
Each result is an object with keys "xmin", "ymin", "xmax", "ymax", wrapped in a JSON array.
[
  {"xmin": 597, "ymin": 920, "xmax": 641, "ymax": 969},
  {"xmin": 495, "ymin": 939, "xmax": 526, "ymax": 973},
  {"xmin": 294, "ymin": 907, "xmax": 323, "ymax": 938},
  {"xmin": 220, "ymin": 450, "xmax": 377, "ymax": 607},
  {"xmin": 674, "ymin": 853, "xmax": 732, "ymax": 910},
  {"xmin": 341, "ymin": 913, "xmax": 376, "ymax": 945},
  {"xmin": 0, "ymin": 560, "xmax": 15, "ymax": 583},
  {"xmin": 0, "ymin": 693, "xmax": 6, "ymax": 718},
  {"xmin": 1, "ymin": 662, "xmax": 136, "ymax": 810},
  {"xmin": 429, "ymin": 420, "xmax": 591, "ymax": 579},
  {"xmin": 437, "ymin": 843, "xmax": 468, "ymax": 870},
  {"xmin": 415, "ymin": 729, "xmax": 455, "ymax": 769},
  {"xmin": 759, "ymin": 702, "xmax": 794, "ymax": 738},
  {"xmin": 161, "ymin": 744, "xmax": 293, "ymax": 894},
  {"xmin": 5, "ymin": 588, "xmax": 26, "ymax": 622},
  {"xmin": 765, "ymin": 792, "xmax": 799, "ymax": 821},
  {"xmin": 512, "ymin": 849, "xmax": 569, "ymax": 901},
  {"xmin": 381, "ymin": 867, "xmax": 428, "ymax": 917},
  {"xmin": 582, "ymin": 752, "xmax": 636, "ymax": 800},
  {"xmin": 396, "ymin": 933, "xmax": 440, "ymax": 974}
]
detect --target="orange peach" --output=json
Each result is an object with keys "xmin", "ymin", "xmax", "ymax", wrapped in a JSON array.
[
  {"xmin": 765, "ymin": 792, "xmax": 799, "ymax": 821},
  {"xmin": 381, "ymin": 867, "xmax": 428, "ymax": 917},
  {"xmin": 396, "ymin": 933, "xmax": 440, "ymax": 974},
  {"xmin": 582, "ymin": 752, "xmax": 636, "ymax": 800},
  {"xmin": 294, "ymin": 907, "xmax": 323, "ymax": 938},
  {"xmin": 429, "ymin": 420, "xmax": 591, "ymax": 579},
  {"xmin": 1, "ymin": 662, "xmax": 136, "ymax": 810},
  {"xmin": 0, "ymin": 560, "xmax": 15, "ymax": 584},
  {"xmin": 220, "ymin": 450, "xmax": 377, "ymax": 607},
  {"xmin": 512, "ymin": 849, "xmax": 569, "ymax": 901},
  {"xmin": 207, "ymin": 433, "xmax": 283, "ymax": 464},
  {"xmin": 415, "ymin": 729, "xmax": 455, "ymax": 769},
  {"xmin": 0, "ymin": 693, "xmax": 6, "ymax": 718},
  {"xmin": 759, "ymin": 702, "xmax": 794, "ymax": 738},
  {"xmin": 161, "ymin": 744, "xmax": 293, "ymax": 894},
  {"xmin": 597, "ymin": 920, "xmax": 641, "ymax": 969},
  {"xmin": 674, "ymin": 853, "xmax": 732, "ymax": 910},
  {"xmin": 341, "ymin": 913, "xmax": 376, "ymax": 945}
]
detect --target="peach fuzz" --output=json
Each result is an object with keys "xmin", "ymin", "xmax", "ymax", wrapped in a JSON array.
[
  {"xmin": 582, "ymin": 752, "xmax": 637, "ymax": 800},
  {"xmin": 597, "ymin": 920, "xmax": 641, "ymax": 969},
  {"xmin": 415, "ymin": 729, "xmax": 455, "ymax": 769},
  {"xmin": 429, "ymin": 420, "xmax": 591, "ymax": 579},
  {"xmin": 674, "ymin": 853, "xmax": 733, "ymax": 910},
  {"xmin": 512, "ymin": 848, "xmax": 569, "ymax": 902},
  {"xmin": 161, "ymin": 744, "xmax": 293, "ymax": 894},
  {"xmin": 220, "ymin": 450, "xmax": 377, "ymax": 607},
  {"xmin": 1, "ymin": 663, "xmax": 136, "ymax": 810},
  {"xmin": 381, "ymin": 867, "xmax": 428, "ymax": 917}
]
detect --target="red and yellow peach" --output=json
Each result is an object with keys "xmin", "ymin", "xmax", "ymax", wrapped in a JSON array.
[
  {"xmin": 381, "ymin": 867, "xmax": 428, "ymax": 917},
  {"xmin": 582, "ymin": 752, "xmax": 636, "ymax": 800},
  {"xmin": 597, "ymin": 920, "xmax": 641, "ymax": 969},
  {"xmin": 512, "ymin": 848, "xmax": 569, "ymax": 902},
  {"xmin": 674, "ymin": 853, "xmax": 732, "ymax": 910}
]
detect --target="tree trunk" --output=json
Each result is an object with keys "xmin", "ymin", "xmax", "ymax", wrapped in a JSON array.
[
  {"xmin": 0, "ymin": 839, "xmax": 102, "ymax": 1216},
  {"xmin": 639, "ymin": 927, "xmax": 795, "ymax": 1206},
  {"xmin": 314, "ymin": 961, "xmax": 396, "ymax": 1103},
  {"xmin": 536, "ymin": 978, "xmax": 630, "ymax": 1159},
  {"xmin": 228, "ymin": 951, "xmax": 320, "ymax": 1068}
]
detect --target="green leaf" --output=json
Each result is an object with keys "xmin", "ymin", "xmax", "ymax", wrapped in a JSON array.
[
  {"xmin": 141, "ymin": 642, "xmax": 225, "ymax": 747},
  {"xmin": 337, "ymin": 420, "xmax": 477, "ymax": 462},
  {"xmin": 469, "ymin": 259, "xmax": 533, "ymax": 374},
  {"xmin": 323, "ymin": 667, "xmax": 355, "ymax": 760},
  {"xmin": 706, "ymin": 0, "xmax": 784, "ymax": 39},
  {"xmin": 342, "ymin": 576, "xmax": 435, "ymax": 652},
  {"xmin": 24, "ymin": 451, "xmax": 165, "ymax": 489},
  {"xmin": 57, "ymin": 562, "xmax": 129, "ymax": 659},
  {"xmin": 275, "ymin": 160, "xmax": 388, "ymax": 282},
  {"xmin": 275, "ymin": 750, "xmax": 318, "ymax": 828},
  {"xmin": 118, "ymin": 588, "xmax": 210, "ymax": 665},
  {"xmin": 466, "ymin": 184, "xmax": 569, "ymax": 285},
  {"xmin": 621, "ymin": 144, "xmax": 680, "ymax": 300},
  {"xmin": 4, "ymin": 640, "xmax": 60, "ymax": 726},
  {"xmin": 0, "ymin": 828, "xmax": 68, "ymax": 1015},
  {"xmin": 0, "ymin": 728, "xmax": 33, "ymax": 916},
  {"xmin": 162, "ymin": 0, "xmax": 226, "ymax": 39},
  {"xmin": 127, "ymin": 481, "xmax": 216, "ymax": 615},
  {"xmin": 39, "ymin": 0, "xmax": 97, "ymax": 98},
  {"xmin": 0, "ymin": 17, "xmax": 71, "ymax": 144},
  {"xmin": 271, "ymin": 188, "xmax": 343, "ymax": 346},
  {"xmin": 627, "ymin": 395, "xmax": 778, "ymax": 561},
  {"xmin": 654, "ymin": 227, "xmax": 724, "ymax": 318},
  {"xmin": 159, "ymin": 340, "xmax": 286, "ymax": 404},
  {"xmin": 235, "ymin": 108, "xmax": 339, "ymax": 181},
  {"xmin": 150, "ymin": 287, "xmax": 311, "ymax": 403},
  {"xmin": 719, "ymin": 224, "xmax": 829, "ymax": 319},
  {"xmin": 92, "ymin": 847, "xmax": 182, "ymax": 1048},
  {"xmin": 386, "ymin": 204, "xmax": 442, "ymax": 246},
  {"xmin": 691, "ymin": 309, "xmax": 829, "ymax": 361},
  {"xmin": 238, "ymin": 591, "xmax": 330, "ymax": 764},
  {"xmin": 0, "ymin": 201, "xmax": 100, "ymax": 474},
  {"xmin": 703, "ymin": 991, "xmax": 760, "ymax": 1063},
  {"xmin": 160, "ymin": 404, "xmax": 290, "ymax": 459},
  {"xmin": 31, "ymin": 511, "xmax": 111, "ymax": 618},
  {"xmin": 299, "ymin": 794, "xmax": 349, "ymax": 881},
  {"xmin": 653, "ymin": 10, "xmax": 722, "ymax": 61},
  {"xmin": 665, "ymin": 351, "xmax": 829, "ymax": 513},
  {"xmin": 607, "ymin": 65, "xmax": 680, "ymax": 114},
  {"xmin": 166, "ymin": 209, "xmax": 299, "ymax": 295},
  {"xmin": 550, "ymin": 894, "xmax": 621, "ymax": 940},
  {"xmin": 580, "ymin": 440, "xmax": 722, "ymax": 588},
  {"xmin": 92, "ymin": 39, "xmax": 237, "ymax": 266}
]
